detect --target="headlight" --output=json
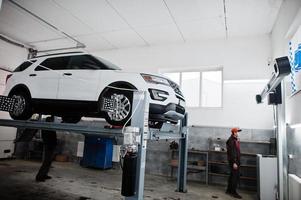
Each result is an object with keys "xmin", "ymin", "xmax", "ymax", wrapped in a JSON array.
[
  {"xmin": 148, "ymin": 89, "xmax": 169, "ymax": 101},
  {"xmin": 141, "ymin": 74, "xmax": 169, "ymax": 86}
]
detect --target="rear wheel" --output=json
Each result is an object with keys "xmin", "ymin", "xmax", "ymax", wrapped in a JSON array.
[
  {"xmin": 8, "ymin": 91, "xmax": 33, "ymax": 120},
  {"xmin": 101, "ymin": 88, "xmax": 132, "ymax": 126}
]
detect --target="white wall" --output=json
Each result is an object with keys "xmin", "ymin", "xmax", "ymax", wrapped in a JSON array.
[
  {"xmin": 0, "ymin": 40, "xmax": 28, "ymax": 71},
  {"xmin": 271, "ymin": 0, "xmax": 301, "ymax": 125},
  {"xmin": 0, "ymin": 39, "xmax": 27, "ymax": 88},
  {"xmin": 0, "ymin": 38, "xmax": 27, "ymax": 121},
  {"xmin": 94, "ymin": 35, "xmax": 274, "ymax": 129},
  {"xmin": 0, "ymin": 39, "xmax": 28, "ymax": 86},
  {"xmin": 271, "ymin": 0, "xmax": 301, "ymax": 59},
  {"xmin": 95, "ymin": 35, "xmax": 272, "ymax": 80},
  {"xmin": 188, "ymin": 81, "xmax": 273, "ymax": 129}
]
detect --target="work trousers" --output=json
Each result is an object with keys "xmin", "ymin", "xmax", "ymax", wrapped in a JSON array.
[
  {"xmin": 36, "ymin": 145, "xmax": 55, "ymax": 179},
  {"xmin": 227, "ymin": 164, "xmax": 240, "ymax": 193}
]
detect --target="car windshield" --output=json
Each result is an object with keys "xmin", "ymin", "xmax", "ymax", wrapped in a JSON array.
[{"xmin": 93, "ymin": 56, "xmax": 121, "ymax": 70}]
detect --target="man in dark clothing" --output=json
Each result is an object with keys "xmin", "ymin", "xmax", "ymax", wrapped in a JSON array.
[
  {"xmin": 226, "ymin": 127, "xmax": 242, "ymax": 199},
  {"xmin": 36, "ymin": 116, "xmax": 57, "ymax": 182}
]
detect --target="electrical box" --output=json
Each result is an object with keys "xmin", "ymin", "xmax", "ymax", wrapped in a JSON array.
[
  {"xmin": 81, "ymin": 136, "xmax": 113, "ymax": 169},
  {"xmin": 289, "ymin": 174, "xmax": 301, "ymax": 200},
  {"xmin": 0, "ymin": 140, "xmax": 14, "ymax": 158},
  {"xmin": 257, "ymin": 154, "xmax": 277, "ymax": 200},
  {"xmin": 112, "ymin": 145, "xmax": 121, "ymax": 162},
  {"xmin": 0, "ymin": 113, "xmax": 16, "ymax": 158},
  {"xmin": 77, "ymin": 141, "xmax": 84, "ymax": 158}
]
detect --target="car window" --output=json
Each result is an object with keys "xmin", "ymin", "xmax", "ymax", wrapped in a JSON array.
[
  {"xmin": 35, "ymin": 57, "xmax": 70, "ymax": 71},
  {"xmin": 68, "ymin": 55, "xmax": 110, "ymax": 70},
  {"xmin": 94, "ymin": 56, "xmax": 121, "ymax": 70},
  {"xmin": 14, "ymin": 60, "xmax": 36, "ymax": 72}
]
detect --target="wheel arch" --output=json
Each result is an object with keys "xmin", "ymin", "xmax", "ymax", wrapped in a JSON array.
[
  {"xmin": 99, "ymin": 81, "xmax": 137, "ymax": 99},
  {"xmin": 108, "ymin": 81, "xmax": 137, "ymax": 90},
  {"xmin": 8, "ymin": 84, "xmax": 32, "ymax": 98}
]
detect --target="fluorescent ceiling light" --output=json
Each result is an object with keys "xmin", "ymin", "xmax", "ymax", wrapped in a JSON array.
[
  {"xmin": 224, "ymin": 79, "xmax": 269, "ymax": 84},
  {"xmin": 290, "ymin": 123, "xmax": 301, "ymax": 129}
]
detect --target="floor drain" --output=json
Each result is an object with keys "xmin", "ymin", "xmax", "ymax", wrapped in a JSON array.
[{"xmin": 212, "ymin": 195, "xmax": 219, "ymax": 199}]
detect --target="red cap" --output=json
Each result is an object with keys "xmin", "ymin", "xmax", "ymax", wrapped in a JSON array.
[{"xmin": 231, "ymin": 127, "xmax": 242, "ymax": 134}]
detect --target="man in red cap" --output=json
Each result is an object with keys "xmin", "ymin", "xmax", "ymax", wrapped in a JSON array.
[{"xmin": 226, "ymin": 127, "xmax": 242, "ymax": 199}]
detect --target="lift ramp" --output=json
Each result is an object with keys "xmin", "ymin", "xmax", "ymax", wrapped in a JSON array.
[{"xmin": 0, "ymin": 119, "xmax": 123, "ymax": 138}]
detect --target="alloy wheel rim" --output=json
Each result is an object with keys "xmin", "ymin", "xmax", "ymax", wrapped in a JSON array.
[
  {"xmin": 12, "ymin": 95, "xmax": 26, "ymax": 116},
  {"xmin": 108, "ymin": 94, "xmax": 131, "ymax": 121}
]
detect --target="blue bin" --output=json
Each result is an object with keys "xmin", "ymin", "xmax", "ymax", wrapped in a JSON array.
[{"xmin": 82, "ymin": 136, "xmax": 113, "ymax": 169}]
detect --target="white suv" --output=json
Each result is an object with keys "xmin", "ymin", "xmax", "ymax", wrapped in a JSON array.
[{"xmin": 4, "ymin": 52, "xmax": 185, "ymax": 127}]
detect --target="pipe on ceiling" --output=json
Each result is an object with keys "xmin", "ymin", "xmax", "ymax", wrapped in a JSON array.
[
  {"xmin": 8, "ymin": 0, "xmax": 86, "ymax": 53},
  {"xmin": 223, "ymin": 0, "xmax": 229, "ymax": 38},
  {"xmin": 0, "ymin": 34, "xmax": 28, "ymax": 49}
]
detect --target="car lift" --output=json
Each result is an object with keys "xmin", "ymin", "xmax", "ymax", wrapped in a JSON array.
[
  {"xmin": 0, "ymin": 91, "xmax": 188, "ymax": 200},
  {"xmin": 256, "ymin": 56, "xmax": 291, "ymax": 200}
]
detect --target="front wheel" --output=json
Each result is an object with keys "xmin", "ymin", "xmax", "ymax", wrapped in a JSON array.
[
  {"xmin": 8, "ymin": 91, "xmax": 33, "ymax": 120},
  {"xmin": 101, "ymin": 88, "xmax": 133, "ymax": 126}
]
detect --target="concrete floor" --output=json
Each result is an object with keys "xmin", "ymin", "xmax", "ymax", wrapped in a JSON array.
[{"xmin": 0, "ymin": 160, "xmax": 256, "ymax": 200}]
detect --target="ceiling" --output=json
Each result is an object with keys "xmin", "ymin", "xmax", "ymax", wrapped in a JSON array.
[{"xmin": 0, "ymin": 0, "xmax": 283, "ymax": 52}]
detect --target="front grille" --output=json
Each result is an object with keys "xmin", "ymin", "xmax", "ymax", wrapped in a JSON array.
[
  {"xmin": 167, "ymin": 80, "xmax": 184, "ymax": 97},
  {"xmin": 175, "ymin": 105, "xmax": 185, "ymax": 114}
]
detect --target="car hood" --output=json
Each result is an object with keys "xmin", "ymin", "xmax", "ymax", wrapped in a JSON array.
[{"xmin": 114, "ymin": 70, "xmax": 171, "ymax": 82}]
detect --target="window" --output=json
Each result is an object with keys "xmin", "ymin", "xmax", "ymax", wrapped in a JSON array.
[
  {"xmin": 35, "ymin": 57, "xmax": 70, "ymax": 71},
  {"xmin": 181, "ymin": 72, "xmax": 200, "ymax": 107},
  {"xmin": 94, "ymin": 56, "xmax": 121, "ymax": 70},
  {"xmin": 68, "ymin": 55, "xmax": 107, "ymax": 70},
  {"xmin": 35, "ymin": 55, "xmax": 120, "ymax": 71},
  {"xmin": 14, "ymin": 60, "xmax": 36, "ymax": 72},
  {"xmin": 201, "ymin": 71, "xmax": 222, "ymax": 107},
  {"xmin": 163, "ymin": 69, "xmax": 222, "ymax": 107}
]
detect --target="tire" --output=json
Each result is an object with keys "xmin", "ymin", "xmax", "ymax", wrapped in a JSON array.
[
  {"xmin": 61, "ymin": 116, "xmax": 82, "ymax": 123},
  {"xmin": 101, "ymin": 88, "xmax": 133, "ymax": 126},
  {"xmin": 8, "ymin": 91, "xmax": 33, "ymax": 120}
]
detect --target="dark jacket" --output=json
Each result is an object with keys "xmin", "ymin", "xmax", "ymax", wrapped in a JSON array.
[
  {"xmin": 41, "ymin": 130, "xmax": 57, "ymax": 146},
  {"xmin": 226, "ymin": 135, "xmax": 240, "ymax": 165}
]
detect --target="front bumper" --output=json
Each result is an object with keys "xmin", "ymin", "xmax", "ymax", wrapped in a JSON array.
[{"xmin": 149, "ymin": 103, "xmax": 185, "ymax": 123}]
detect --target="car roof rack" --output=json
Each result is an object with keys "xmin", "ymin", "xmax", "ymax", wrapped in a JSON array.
[{"xmin": 34, "ymin": 51, "xmax": 85, "ymax": 58}]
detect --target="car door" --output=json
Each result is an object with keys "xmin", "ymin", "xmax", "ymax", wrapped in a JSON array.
[
  {"xmin": 57, "ymin": 55, "xmax": 102, "ymax": 101},
  {"xmin": 28, "ymin": 57, "xmax": 69, "ymax": 99}
]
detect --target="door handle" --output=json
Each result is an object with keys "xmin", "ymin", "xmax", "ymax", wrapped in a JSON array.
[
  {"xmin": 63, "ymin": 73, "xmax": 72, "ymax": 76},
  {"xmin": 29, "ymin": 74, "xmax": 36, "ymax": 77}
]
